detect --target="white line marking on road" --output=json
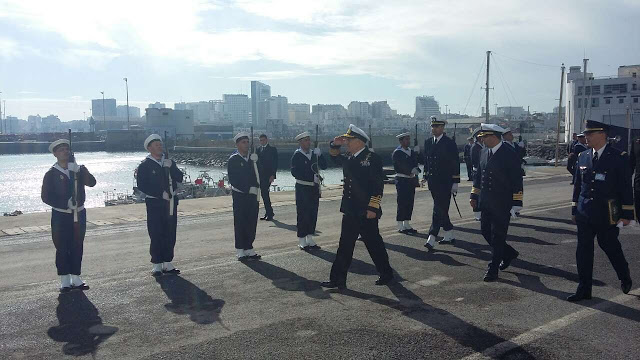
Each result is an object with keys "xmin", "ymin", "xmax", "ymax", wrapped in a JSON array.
[{"xmin": 462, "ymin": 288, "xmax": 640, "ymax": 360}]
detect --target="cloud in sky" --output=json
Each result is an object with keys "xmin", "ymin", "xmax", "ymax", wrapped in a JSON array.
[{"xmin": 0, "ymin": 0, "xmax": 638, "ymax": 120}]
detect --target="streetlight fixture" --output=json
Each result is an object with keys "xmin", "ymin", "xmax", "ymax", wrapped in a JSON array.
[
  {"xmin": 100, "ymin": 91, "xmax": 106, "ymax": 131},
  {"xmin": 123, "ymin": 78, "xmax": 130, "ymax": 130}
]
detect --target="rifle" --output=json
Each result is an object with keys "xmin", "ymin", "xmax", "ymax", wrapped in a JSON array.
[
  {"xmin": 164, "ymin": 131, "xmax": 174, "ymax": 217},
  {"xmin": 368, "ymin": 124, "xmax": 374, "ymax": 152},
  {"xmin": 413, "ymin": 123, "xmax": 420, "ymax": 188},
  {"xmin": 250, "ymin": 127, "xmax": 261, "ymax": 201},
  {"xmin": 68, "ymin": 129, "xmax": 79, "ymax": 223}
]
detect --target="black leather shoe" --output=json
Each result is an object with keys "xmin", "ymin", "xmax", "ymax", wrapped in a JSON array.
[
  {"xmin": 405, "ymin": 228, "xmax": 418, "ymax": 234},
  {"xmin": 260, "ymin": 215, "xmax": 268, "ymax": 221},
  {"xmin": 423, "ymin": 242, "xmax": 435, "ymax": 252},
  {"xmin": 499, "ymin": 252, "xmax": 519, "ymax": 270},
  {"xmin": 375, "ymin": 275, "xmax": 394, "ymax": 286},
  {"xmin": 163, "ymin": 269, "xmax": 181, "ymax": 275},
  {"xmin": 438, "ymin": 238, "xmax": 455, "ymax": 245},
  {"xmin": 621, "ymin": 278, "xmax": 632, "ymax": 294},
  {"xmin": 567, "ymin": 288, "xmax": 592, "ymax": 302},
  {"xmin": 248, "ymin": 254, "xmax": 262, "ymax": 261},
  {"xmin": 483, "ymin": 271, "xmax": 498, "ymax": 282},
  {"xmin": 151, "ymin": 271, "xmax": 163, "ymax": 277},
  {"xmin": 265, "ymin": 215, "xmax": 274, "ymax": 221},
  {"xmin": 71, "ymin": 283, "xmax": 90, "ymax": 291},
  {"xmin": 321, "ymin": 281, "xmax": 346, "ymax": 290},
  {"xmin": 307, "ymin": 245, "xmax": 321, "ymax": 250}
]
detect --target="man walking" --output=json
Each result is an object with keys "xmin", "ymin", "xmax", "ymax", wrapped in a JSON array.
[
  {"xmin": 321, "ymin": 124, "xmax": 394, "ymax": 289},
  {"xmin": 256, "ymin": 134, "xmax": 278, "ymax": 220},
  {"xmin": 291, "ymin": 131, "xmax": 327, "ymax": 250},
  {"xmin": 422, "ymin": 116, "xmax": 461, "ymax": 249},
  {"xmin": 392, "ymin": 132, "xmax": 420, "ymax": 233}
]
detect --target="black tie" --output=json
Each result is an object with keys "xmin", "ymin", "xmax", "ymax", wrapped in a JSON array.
[
  {"xmin": 593, "ymin": 152, "xmax": 598, "ymax": 166},
  {"xmin": 488, "ymin": 149, "xmax": 493, "ymax": 160},
  {"xmin": 434, "ymin": 138, "xmax": 438, "ymax": 145}
]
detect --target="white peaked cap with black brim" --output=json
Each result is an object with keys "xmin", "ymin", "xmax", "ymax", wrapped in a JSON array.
[
  {"xmin": 144, "ymin": 134, "xmax": 163, "ymax": 150},
  {"xmin": 49, "ymin": 139, "xmax": 70, "ymax": 153},
  {"xmin": 478, "ymin": 123, "xmax": 506, "ymax": 136},
  {"xmin": 340, "ymin": 124, "xmax": 369, "ymax": 143},
  {"xmin": 295, "ymin": 131, "xmax": 311, "ymax": 141}
]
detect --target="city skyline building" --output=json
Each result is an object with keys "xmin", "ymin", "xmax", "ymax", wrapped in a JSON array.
[
  {"xmin": 92, "ymin": 98, "xmax": 117, "ymax": 118},
  {"xmin": 288, "ymin": 103, "xmax": 310, "ymax": 125},
  {"xmin": 117, "ymin": 105, "xmax": 140, "ymax": 118},
  {"xmin": 251, "ymin": 81, "xmax": 271, "ymax": 127},
  {"xmin": 414, "ymin": 95, "xmax": 440, "ymax": 120},
  {"xmin": 222, "ymin": 94, "xmax": 250, "ymax": 124},
  {"xmin": 348, "ymin": 101, "xmax": 371, "ymax": 119}
]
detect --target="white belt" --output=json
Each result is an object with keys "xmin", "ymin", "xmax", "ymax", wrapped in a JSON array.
[
  {"xmin": 296, "ymin": 179, "xmax": 316, "ymax": 186},
  {"xmin": 231, "ymin": 185, "xmax": 244, "ymax": 193},
  {"xmin": 52, "ymin": 206, "xmax": 85, "ymax": 214},
  {"xmin": 232, "ymin": 186, "xmax": 259, "ymax": 195},
  {"xmin": 395, "ymin": 173, "xmax": 415, "ymax": 179}
]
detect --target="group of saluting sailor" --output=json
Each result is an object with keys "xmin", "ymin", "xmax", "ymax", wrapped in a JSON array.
[{"xmin": 42, "ymin": 117, "xmax": 635, "ymax": 301}]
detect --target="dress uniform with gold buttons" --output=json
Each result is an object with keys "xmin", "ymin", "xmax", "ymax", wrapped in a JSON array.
[
  {"xmin": 321, "ymin": 124, "xmax": 394, "ymax": 289},
  {"xmin": 291, "ymin": 131, "xmax": 327, "ymax": 250},
  {"xmin": 568, "ymin": 120, "xmax": 634, "ymax": 301},
  {"xmin": 392, "ymin": 132, "xmax": 421, "ymax": 233},
  {"xmin": 422, "ymin": 116, "xmax": 461, "ymax": 249},
  {"xmin": 469, "ymin": 124, "xmax": 523, "ymax": 282}
]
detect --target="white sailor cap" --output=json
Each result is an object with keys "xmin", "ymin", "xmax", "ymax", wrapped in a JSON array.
[
  {"xmin": 340, "ymin": 124, "xmax": 369, "ymax": 143},
  {"xmin": 295, "ymin": 131, "xmax": 311, "ymax": 141},
  {"xmin": 233, "ymin": 132, "xmax": 250, "ymax": 143},
  {"xmin": 396, "ymin": 132, "xmax": 411, "ymax": 139},
  {"xmin": 478, "ymin": 123, "xmax": 506, "ymax": 136},
  {"xmin": 49, "ymin": 139, "xmax": 70, "ymax": 153},
  {"xmin": 144, "ymin": 134, "xmax": 162, "ymax": 149}
]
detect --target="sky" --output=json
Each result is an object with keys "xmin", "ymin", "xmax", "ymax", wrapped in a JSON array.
[{"xmin": 0, "ymin": 0, "xmax": 638, "ymax": 122}]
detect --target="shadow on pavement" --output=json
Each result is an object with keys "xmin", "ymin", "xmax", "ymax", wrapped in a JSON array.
[
  {"xmin": 269, "ymin": 219, "xmax": 298, "ymax": 233},
  {"xmin": 47, "ymin": 292, "xmax": 118, "ymax": 357},
  {"xmin": 518, "ymin": 214, "xmax": 576, "ymax": 225},
  {"xmin": 385, "ymin": 242, "xmax": 467, "ymax": 267},
  {"xmin": 242, "ymin": 260, "xmax": 331, "ymax": 300},
  {"xmin": 340, "ymin": 281, "xmax": 536, "ymax": 358},
  {"xmin": 155, "ymin": 275, "xmax": 226, "ymax": 326},
  {"xmin": 303, "ymin": 248, "xmax": 379, "ymax": 275},
  {"xmin": 509, "ymin": 222, "xmax": 577, "ymax": 236},
  {"xmin": 455, "ymin": 226, "xmax": 556, "ymax": 246}
]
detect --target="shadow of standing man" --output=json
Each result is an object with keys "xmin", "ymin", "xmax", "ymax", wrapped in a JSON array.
[{"xmin": 155, "ymin": 275, "xmax": 226, "ymax": 326}]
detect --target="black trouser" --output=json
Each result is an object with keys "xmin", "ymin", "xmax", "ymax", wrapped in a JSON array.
[
  {"xmin": 295, "ymin": 184, "xmax": 319, "ymax": 238},
  {"xmin": 51, "ymin": 209, "xmax": 87, "ymax": 275},
  {"xmin": 464, "ymin": 159, "xmax": 473, "ymax": 180},
  {"xmin": 329, "ymin": 214, "xmax": 393, "ymax": 285},
  {"xmin": 145, "ymin": 198, "xmax": 178, "ymax": 264},
  {"xmin": 428, "ymin": 183, "xmax": 453, "ymax": 236},
  {"xmin": 575, "ymin": 218, "xmax": 630, "ymax": 291},
  {"xmin": 635, "ymin": 186, "xmax": 640, "ymax": 222},
  {"xmin": 232, "ymin": 191, "xmax": 259, "ymax": 250},
  {"xmin": 260, "ymin": 176, "xmax": 274, "ymax": 217},
  {"xmin": 395, "ymin": 178, "xmax": 415, "ymax": 221},
  {"xmin": 481, "ymin": 207, "xmax": 517, "ymax": 272}
]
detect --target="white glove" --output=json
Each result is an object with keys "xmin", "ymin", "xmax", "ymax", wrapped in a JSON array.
[
  {"xmin": 250, "ymin": 153, "xmax": 258, "ymax": 161},
  {"xmin": 67, "ymin": 162, "xmax": 80, "ymax": 173},
  {"xmin": 411, "ymin": 167, "xmax": 420, "ymax": 175},
  {"xmin": 67, "ymin": 198, "xmax": 77, "ymax": 210},
  {"xmin": 413, "ymin": 145, "xmax": 420, "ymax": 153},
  {"xmin": 616, "ymin": 221, "xmax": 624, "ymax": 229},
  {"xmin": 451, "ymin": 183, "xmax": 458, "ymax": 195},
  {"xmin": 512, "ymin": 206, "xmax": 522, "ymax": 213},
  {"xmin": 314, "ymin": 174, "xmax": 320, "ymax": 184},
  {"xmin": 248, "ymin": 187, "xmax": 259, "ymax": 195},
  {"xmin": 163, "ymin": 159, "xmax": 173, "ymax": 168},
  {"xmin": 162, "ymin": 191, "xmax": 170, "ymax": 200},
  {"xmin": 474, "ymin": 211, "xmax": 481, "ymax": 221},
  {"xmin": 313, "ymin": 148, "xmax": 321, "ymax": 156}
]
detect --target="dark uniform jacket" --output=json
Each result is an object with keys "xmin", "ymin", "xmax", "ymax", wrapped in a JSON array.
[
  {"xmin": 470, "ymin": 142, "xmax": 483, "ymax": 172},
  {"xmin": 227, "ymin": 152, "xmax": 259, "ymax": 193},
  {"xmin": 291, "ymin": 149, "xmax": 327, "ymax": 184},
  {"xmin": 392, "ymin": 146, "xmax": 419, "ymax": 176},
  {"xmin": 422, "ymin": 134, "xmax": 460, "ymax": 186},
  {"xmin": 463, "ymin": 143, "xmax": 472, "ymax": 163},
  {"xmin": 573, "ymin": 143, "xmax": 587, "ymax": 156},
  {"xmin": 41, "ymin": 165, "xmax": 96, "ymax": 209},
  {"xmin": 330, "ymin": 143, "xmax": 384, "ymax": 218},
  {"xmin": 256, "ymin": 144, "xmax": 278, "ymax": 180},
  {"xmin": 572, "ymin": 145, "xmax": 634, "ymax": 224},
  {"xmin": 631, "ymin": 138, "xmax": 640, "ymax": 190},
  {"xmin": 470, "ymin": 144, "xmax": 523, "ymax": 213},
  {"xmin": 137, "ymin": 157, "xmax": 183, "ymax": 200}
]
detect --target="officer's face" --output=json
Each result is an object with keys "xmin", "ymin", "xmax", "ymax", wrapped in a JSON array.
[
  {"xmin": 147, "ymin": 140, "xmax": 164, "ymax": 157},
  {"xmin": 503, "ymin": 132, "xmax": 514, "ymax": 142},
  {"xmin": 399, "ymin": 137, "xmax": 410, "ymax": 148},
  {"xmin": 431, "ymin": 125, "xmax": 444, "ymax": 137},
  {"xmin": 585, "ymin": 131, "xmax": 606, "ymax": 148},
  {"xmin": 236, "ymin": 138, "xmax": 250, "ymax": 153},
  {"xmin": 483, "ymin": 134, "xmax": 501, "ymax": 148},
  {"xmin": 53, "ymin": 144, "xmax": 70, "ymax": 162},
  {"xmin": 259, "ymin": 137, "xmax": 268, "ymax": 146},
  {"xmin": 578, "ymin": 136, "xmax": 586, "ymax": 144},
  {"xmin": 346, "ymin": 138, "xmax": 365, "ymax": 154},
  {"xmin": 299, "ymin": 137, "xmax": 311, "ymax": 151}
]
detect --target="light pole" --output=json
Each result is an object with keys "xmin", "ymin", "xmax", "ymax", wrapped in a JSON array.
[
  {"xmin": 100, "ymin": 91, "xmax": 106, "ymax": 131},
  {"xmin": 444, "ymin": 104, "xmax": 448, "ymax": 121},
  {"xmin": 123, "ymin": 77, "xmax": 130, "ymax": 130}
]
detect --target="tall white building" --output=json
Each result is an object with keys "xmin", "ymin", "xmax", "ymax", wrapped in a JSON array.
[
  {"xmin": 348, "ymin": 101, "xmax": 371, "ymax": 119},
  {"xmin": 565, "ymin": 64, "xmax": 640, "ymax": 141},
  {"xmin": 222, "ymin": 94, "xmax": 250, "ymax": 124},
  {"xmin": 415, "ymin": 96, "xmax": 440, "ymax": 119},
  {"xmin": 92, "ymin": 98, "xmax": 117, "ymax": 117},
  {"xmin": 148, "ymin": 102, "xmax": 166, "ymax": 109},
  {"xmin": 251, "ymin": 81, "xmax": 271, "ymax": 127},
  {"xmin": 116, "ymin": 105, "xmax": 141, "ymax": 118},
  {"xmin": 266, "ymin": 95, "xmax": 288, "ymax": 122},
  {"xmin": 371, "ymin": 101, "xmax": 393, "ymax": 119},
  {"xmin": 146, "ymin": 108, "xmax": 194, "ymax": 138},
  {"xmin": 173, "ymin": 101, "xmax": 215, "ymax": 124},
  {"xmin": 311, "ymin": 104, "xmax": 347, "ymax": 125},
  {"xmin": 288, "ymin": 103, "xmax": 310, "ymax": 124}
]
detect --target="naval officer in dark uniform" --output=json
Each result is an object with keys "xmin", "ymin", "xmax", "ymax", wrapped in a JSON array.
[
  {"xmin": 463, "ymin": 136, "xmax": 474, "ymax": 181},
  {"xmin": 42, "ymin": 139, "xmax": 96, "ymax": 292},
  {"xmin": 392, "ymin": 131, "xmax": 420, "ymax": 233},
  {"xmin": 632, "ymin": 136, "xmax": 640, "ymax": 221},
  {"xmin": 228, "ymin": 132, "xmax": 262, "ymax": 261},
  {"xmin": 321, "ymin": 124, "xmax": 394, "ymax": 289},
  {"xmin": 137, "ymin": 134, "xmax": 184, "ymax": 276},
  {"xmin": 256, "ymin": 134, "xmax": 278, "ymax": 220},
  {"xmin": 469, "ymin": 124, "xmax": 523, "ymax": 282},
  {"xmin": 568, "ymin": 120, "xmax": 634, "ymax": 301},
  {"xmin": 470, "ymin": 129, "xmax": 485, "ymax": 220},
  {"xmin": 422, "ymin": 116, "xmax": 461, "ymax": 249},
  {"xmin": 291, "ymin": 131, "xmax": 327, "ymax": 250}
]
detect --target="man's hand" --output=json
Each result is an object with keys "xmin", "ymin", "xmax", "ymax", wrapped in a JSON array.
[
  {"xmin": 470, "ymin": 199, "xmax": 477, "ymax": 209},
  {"xmin": 269, "ymin": 175, "xmax": 275, "ymax": 184},
  {"xmin": 67, "ymin": 198, "xmax": 77, "ymax": 210},
  {"xmin": 413, "ymin": 145, "xmax": 420, "ymax": 153},
  {"xmin": 162, "ymin": 191, "xmax": 170, "ymax": 200},
  {"xmin": 619, "ymin": 219, "xmax": 631, "ymax": 226},
  {"xmin": 313, "ymin": 148, "xmax": 321, "ymax": 156},
  {"xmin": 366, "ymin": 210, "xmax": 376, "ymax": 219},
  {"xmin": 67, "ymin": 162, "xmax": 80, "ymax": 173},
  {"xmin": 163, "ymin": 159, "xmax": 172, "ymax": 168}
]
